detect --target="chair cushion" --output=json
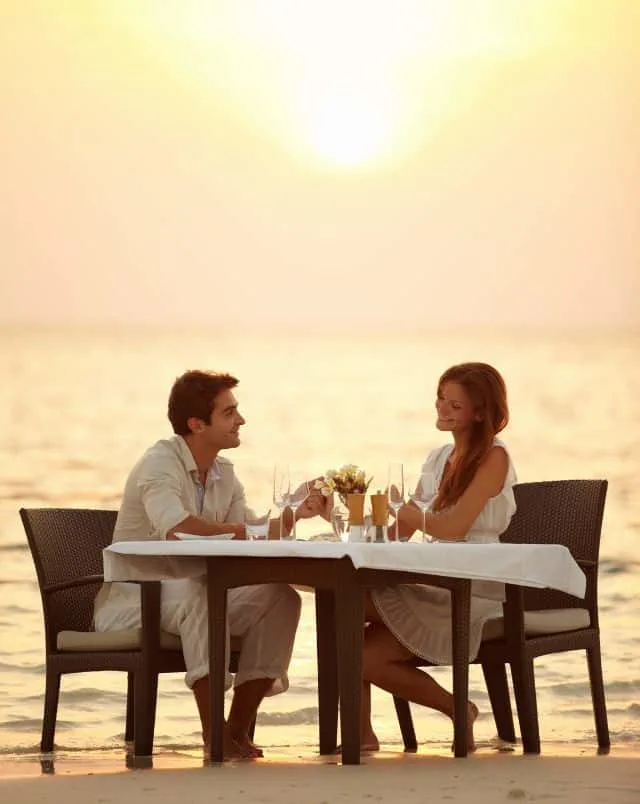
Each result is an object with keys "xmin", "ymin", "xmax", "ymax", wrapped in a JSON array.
[
  {"xmin": 57, "ymin": 628, "xmax": 182, "ymax": 652},
  {"xmin": 481, "ymin": 608, "xmax": 591, "ymax": 642}
]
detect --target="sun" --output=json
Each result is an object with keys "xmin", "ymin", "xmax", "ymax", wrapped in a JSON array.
[
  {"xmin": 294, "ymin": 79, "xmax": 401, "ymax": 168},
  {"xmin": 105, "ymin": 1, "xmax": 565, "ymax": 170},
  {"xmin": 307, "ymin": 101, "xmax": 392, "ymax": 167}
]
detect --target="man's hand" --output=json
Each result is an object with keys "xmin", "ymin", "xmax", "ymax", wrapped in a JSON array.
[{"xmin": 166, "ymin": 520, "xmax": 246, "ymax": 540}]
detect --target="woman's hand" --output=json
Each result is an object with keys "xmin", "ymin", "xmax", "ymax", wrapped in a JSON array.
[{"xmin": 296, "ymin": 478, "xmax": 333, "ymax": 521}]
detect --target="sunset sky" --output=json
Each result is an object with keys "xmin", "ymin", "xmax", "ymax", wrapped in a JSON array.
[{"xmin": 1, "ymin": 1, "xmax": 638, "ymax": 329}]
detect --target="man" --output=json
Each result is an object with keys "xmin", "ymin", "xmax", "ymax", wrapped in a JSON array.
[{"xmin": 94, "ymin": 370, "xmax": 329, "ymax": 759}]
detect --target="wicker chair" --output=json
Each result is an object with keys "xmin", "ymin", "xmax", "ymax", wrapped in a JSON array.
[
  {"xmin": 392, "ymin": 479, "xmax": 610, "ymax": 754},
  {"xmin": 20, "ymin": 507, "xmax": 242, "ymax": 756}
]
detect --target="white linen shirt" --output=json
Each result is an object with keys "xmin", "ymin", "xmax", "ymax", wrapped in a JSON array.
[
  {"xmin": 94, "ymin": 435, "xmax": 253, "ymax": 617},
  {"xmin": 112, "ymin": 435, "xmax": 251, "ymax": 543}
]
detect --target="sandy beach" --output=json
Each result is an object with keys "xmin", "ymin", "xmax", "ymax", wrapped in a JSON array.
[{"xmin": 1, "ymin": 748, "xmax": 639, "ymax": 804}]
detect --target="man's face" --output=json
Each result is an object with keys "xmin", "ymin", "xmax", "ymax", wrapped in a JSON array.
[{"xmin": 189, "ymin": 389, "xmax": 245, "ymax": 451}]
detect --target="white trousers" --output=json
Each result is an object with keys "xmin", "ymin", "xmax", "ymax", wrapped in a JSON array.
[{"xmin": 94, "ymin": 580, "xmax": 301, "ymax": 692}]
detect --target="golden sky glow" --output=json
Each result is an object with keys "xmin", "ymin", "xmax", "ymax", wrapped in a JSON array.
[
  {"xmin": 0, "ymin": 1, "xmax": 638, "ymax": 327},
  {"xmin": 103, "ymin": 0, "xmax": 623, "ymax": 168}
]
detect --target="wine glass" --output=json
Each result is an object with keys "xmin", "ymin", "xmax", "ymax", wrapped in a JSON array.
[
  {"xmin": 244, "ymin": 510, "xmax": 272, "ymax": 541},
  {"xmin": 287, "ymin": 477, "xmax": 309, "ymax": 541},
  {"xmin": 387, "ymin": 463, "xmax": 405, "ymax": 539},
  {"xmin": 409, "ymin": 471, "xmax": 438, "ymax": 543},
  {"xmin": 273, "ymin": 464, "xmax": 290, "ymax": 540}
]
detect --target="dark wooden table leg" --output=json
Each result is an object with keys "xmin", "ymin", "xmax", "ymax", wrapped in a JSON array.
[
  {"xmin": 315, "ymin": 589, "xmax": 338, "ymax": 754},
  {"xmin": 335, "ymin": 582, "xmax": 364, "ymax": 765},
  {"xmin": 451, "ymin": 580, "xmax": 471, "ymax": 758},
  {"xmin": 207, "ymin": 560, "xmax": 228, "ymax": 762}
]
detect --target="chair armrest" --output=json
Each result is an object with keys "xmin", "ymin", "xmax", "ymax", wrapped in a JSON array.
[
  {"xmin": 576, "ymin": 560, "xmax": 599, "ymax": 617},
  {"xmin": 44, "ymin": 574, "xmax": 104, "ymax": 593}
]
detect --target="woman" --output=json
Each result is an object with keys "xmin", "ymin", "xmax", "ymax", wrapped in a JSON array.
[{"xmin": 362, "ymin": 362, "xmax": 517, "ymax": 753}]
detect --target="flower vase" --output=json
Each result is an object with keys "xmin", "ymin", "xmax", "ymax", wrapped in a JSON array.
[
  {"xmin": 345, "ymin": 492, "xmax": 366, "ymax": 542},
  {"xmin": 368, "ymin": 492, "xmax": 389, "ymax": 543},
  {"xmin": 331, "ymin": 492, "xmax": 366, "ymax": 542}
]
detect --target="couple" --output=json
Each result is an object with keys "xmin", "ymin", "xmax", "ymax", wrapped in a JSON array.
[{"xmin": 94, "ymin": 362, "xmax": 516, "ymax": 759}]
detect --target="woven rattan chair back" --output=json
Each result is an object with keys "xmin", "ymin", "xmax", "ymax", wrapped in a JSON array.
[
  {"xmin": 502, "ymin": 479, "xmax": 607, "ymax": 614},
  {"xmin": 20, "ymin": 507, "xmax": 117, "ymax": 647}
]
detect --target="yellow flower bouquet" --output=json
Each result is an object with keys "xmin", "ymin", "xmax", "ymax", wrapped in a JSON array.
[{"xmin": 315, "ymin": 464, "xmax": 372, "ymax": 506}]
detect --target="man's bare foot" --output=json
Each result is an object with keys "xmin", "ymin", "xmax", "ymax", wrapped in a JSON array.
[
  {"xmin": 451, "ymin": 701, "xmax": 478, "ymax": 753},
  {"xmin": 331, "ymin": 736, "xmax": 380, "ymax": 755},
  {"xmin": 232, "ymin": 733, "xmax": 264, "ymax": 759},
  {"xmin": 204, "ymin": 724, "xmax": 256, "ymax": 761}
]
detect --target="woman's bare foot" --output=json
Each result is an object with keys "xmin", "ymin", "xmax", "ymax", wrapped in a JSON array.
[
  {"xmin": 467, "ymin": 701, "xmax": 478, "ymax": 752},
  {"xmin": 361, "ymin": 728, "xmax": 380, "ymax": 752},
  {"xmin": 451, "ymin": 702, "xmax": 478, "ymax": 753}
]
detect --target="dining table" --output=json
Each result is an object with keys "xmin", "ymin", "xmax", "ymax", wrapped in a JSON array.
[{"xmin": 103, "ymin": 537, "xmax": 586, "ymax": 765}]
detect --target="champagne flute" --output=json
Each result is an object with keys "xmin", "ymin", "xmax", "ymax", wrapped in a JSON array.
[
  {"xmin": 409, "ymin": 472, "xmax": 437, "ymax": 543},
  {"xmin": 287, "ymin": 477, "xmax": 309, "ymax": 541},
  {"xmin": 387, "ymin": 463, "xmax": 405, "ymax": 539},
  {"xmin": 273, "ymin": 464, "xmax": 290, "ymax": 540}
]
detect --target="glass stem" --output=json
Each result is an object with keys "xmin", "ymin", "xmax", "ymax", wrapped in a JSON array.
[{"xmin": 422, "ymin": 509, "xmax": 427, "ymax": 543}]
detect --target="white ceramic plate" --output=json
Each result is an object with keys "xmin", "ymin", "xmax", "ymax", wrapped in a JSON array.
[{"xmin": 175, "ymin": 532, "xmax": 235, "ymax": 541}]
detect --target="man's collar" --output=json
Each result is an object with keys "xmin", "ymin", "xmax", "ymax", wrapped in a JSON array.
[{"xmin": 175, "ymin": 435, "xmax": 221, "ymax": 480}]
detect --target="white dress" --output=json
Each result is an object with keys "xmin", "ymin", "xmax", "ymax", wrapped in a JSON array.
[{"xmin": 371, "ymin": 439, "xmax": 517, "ymax": 664}]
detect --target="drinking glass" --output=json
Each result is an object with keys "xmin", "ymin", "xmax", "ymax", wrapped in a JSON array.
[
  {"xmin": 287, "ymin": 477, "xmax": 309, "ymax": 541},
  {"xmin": 244, "ymin": 510, "xmax": 271, "ymax": 541},
  {"xmin": 273, "ymin": 464, "xmax": 290, "ymax": 540},
  {"xmin": 409, "ymin": 472, "xmax": 438, "ymax": 543},
  {"xmin": 387, "ymin": 463, "xmax": 405, "ymax": 539},
  {"xmin": 330, "ymin": 503, "xmax": 349, "ymax": 542}
]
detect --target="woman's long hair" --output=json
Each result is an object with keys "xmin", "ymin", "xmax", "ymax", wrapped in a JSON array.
[{"xmin": 432, "ymin": 363, "xmax": 509, "ymax": 512}]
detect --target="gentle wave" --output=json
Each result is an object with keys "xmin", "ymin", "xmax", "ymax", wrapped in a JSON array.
[
  {"xmin": 0, "ymin": 717, "xmax": 60, "ymax": 733},
  {"xmin": 256, "ymin": 707, "xmax": 318, "ymax": 727},
  {"xmin": 0, "ymin": 742, "xmax": 125, "ymax": 756},
  {"xmin": 56, "ymin": 687, "xmax": 130, "ymax": 705},
  {"xmin": 0, "ymin": 543, "xmax": 28, "ymax": 553},
  {"xmin": 600, "ymin": 559, "xmax": 639, "ymax": 575},
  {"xmin": 544, "ymin": 704, "xmax": 639, "ymax": 717},
  {"xmin": 602, "ymin": 680, "xmax": 640, "ymax": 695},
  {"xmin": 608, "ymin": 729, "xmax": 640, "ymax": 744},
  {"xmin": 0, "ymin": 491, "xmax": 55, "ymax": 502},
  {"xmin": 605, "ymin": 593, "xmax": 637, "ymax": 604},
  {"xmin": 0, "ymin": 580, "xmax": 37, "ymax": 588},
  {"xmin": 0, "ymin": 604, "xmax": 35, "ymax": 615},
  {"xmin": 606, "ymin": 703, "xmax": 640, "ymax": 716},
  {"xmin": 0, "ymin": 660, "xmax": 44, "ymax": 674},
  {"xmin": 550, "ymin": 680, "xmax": 640, "ymax": 697}
]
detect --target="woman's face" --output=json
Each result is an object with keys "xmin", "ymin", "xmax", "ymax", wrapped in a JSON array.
[{"xmin": 435, "ymin": 381, "xmax": 478, "ymax": 434}]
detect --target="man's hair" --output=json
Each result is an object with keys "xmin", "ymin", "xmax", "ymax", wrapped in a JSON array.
[{"xmin": 168, "ymin": 370, "xmax": 239, "ymax": 435}]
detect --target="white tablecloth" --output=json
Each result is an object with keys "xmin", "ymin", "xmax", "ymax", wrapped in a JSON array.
[{"xmin": 104, "ymin": 539, "xmax": 586, "ymax": 599}]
